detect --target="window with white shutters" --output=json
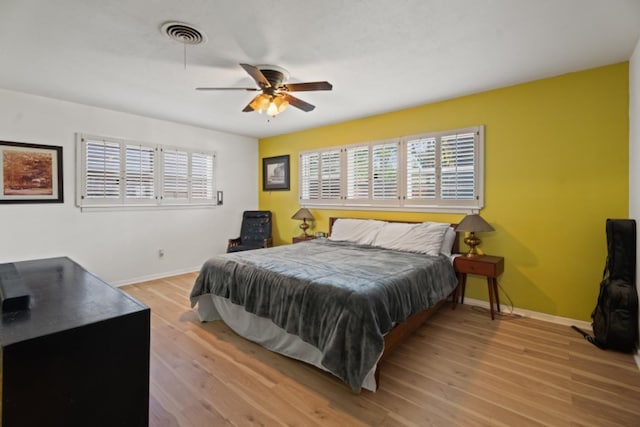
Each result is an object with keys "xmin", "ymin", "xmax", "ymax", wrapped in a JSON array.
[
  {"xmin": 406, "ymin": 137, "xmax": 436, "ymax": 201},
  {"xmin": 300, "ymin": 152, "xmax": 320, "ymax": 200},
  {"xmin": 161, "ymin": 148, "xmax": 189, "ymax": 201},
  {"xmin": 298, "ymin": 126, "xmax": 483, "ymax": 212},
  {"xmin": 125, "ymin": 144, "xmax": 155, "ymax": 201},
  {"xmin": 320, "ymin": 150, "xmax": 341, "ymax": 200},
  {"xmin": 77, "ymin": 134, "xmax": 216, "ymax": 209},
  {"xmin": 346, "ymin": 145, "xmax": 369, "ymax": 201},
  {"xmin": 299, "ymin": 149, "xmax": 342, "ymax": 204},
  {"xmin": 191, "ymin": 152, "xmax": 215, "ymax": 200},
  {"xmin": 403, "ymin": 128, "xmax": 482, "ymax": 208},
  {"xmin": 372, "ymin": 142, "xmax": 399, "ymax": 202},
  {"xmin": 85, "ymin": 139, "xmax": 121, "ymax": 201},
  {"xmin": 441, "ymin": 132, "xmax": 475, "ymax": 200},
  {"xmin": 345, "ymin": 141, "xmax": 399, "ymax": 205}
]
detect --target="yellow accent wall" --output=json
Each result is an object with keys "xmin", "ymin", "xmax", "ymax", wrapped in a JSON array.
[{"xmin": 259, "ymin": 63, "xmax": 629, "ymax": 321}]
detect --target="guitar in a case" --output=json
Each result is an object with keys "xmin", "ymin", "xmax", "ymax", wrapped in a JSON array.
[{"xmin": 573, "ymin": 219, "xmax": 639, "ymax": 353}]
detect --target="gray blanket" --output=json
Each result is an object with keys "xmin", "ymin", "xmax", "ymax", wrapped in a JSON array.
[{"xmin": 190, "ymin": 239, "xmax": 458, "ymax": 391}]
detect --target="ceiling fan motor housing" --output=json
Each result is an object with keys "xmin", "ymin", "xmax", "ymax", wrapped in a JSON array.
[
  {"xmin": 260, "ymin": 69, "xmax": 285, "ymax": 87},
  {"xmin": 257, "ymin": 65, "xmax": 289, "ymax": 89}
]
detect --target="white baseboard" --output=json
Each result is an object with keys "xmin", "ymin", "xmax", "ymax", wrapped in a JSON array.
[
  {"xmin": 110, "ymin": 266, "xmax": 200, "ymax": 287},
  {"xmin": 461, "ymin": 297, "xmax": 593, "ymax": 330}
]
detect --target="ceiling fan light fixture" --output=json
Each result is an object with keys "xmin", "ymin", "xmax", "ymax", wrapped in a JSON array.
[
  {"xmin": 266, "ymin": 101, "xmax": 279, "ymax": 117},
  {"xmin": 269, "ymin": 96, "xmax": 289, "ymax": 116},
  {"xmin": 250, "ymin": 94, "xmax": 289, "ymax": 117},
  {"xmin": 250, "ymin": 93, "xmax": 271, "ymax": 113}
]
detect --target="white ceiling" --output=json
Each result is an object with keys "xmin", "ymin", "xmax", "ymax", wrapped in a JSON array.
[{"xmin": 1, "ymin": 0, "xmax": 639, "ymax": 139}]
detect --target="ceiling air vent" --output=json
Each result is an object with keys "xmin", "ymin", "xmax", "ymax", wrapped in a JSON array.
[{"xmin": 161, "ymin": 22, "xmax": 207, "ymax": 45}]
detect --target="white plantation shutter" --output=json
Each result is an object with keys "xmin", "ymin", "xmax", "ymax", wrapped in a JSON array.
[
  {"xmin": 84, "ymin": 141, "xmax": 120, "ymax": 199},
  {"xmin": 403, "ymin": 128, "xmax": 481, "ymax": 208},
  {"xmin": 320, "ymin": 150, "xmax": 341, "ymax": 199},
  {"xmin": 162, "ymin": 148, "xmax": 189, "ymax": 200},
  {"xmin": 191, "ymin": 152, "xmax": 215, "ymax": 200},
  {"xmin": 297, "ymin": 126, "xmax": 482, "ymax": 212},
  {"xmin": 125, "ymin": 144, "xmax": 155, "ymax": 201},
  {"xmin": 440, "ymin": 132, "xmax": 476, "ymax": 200},
  {"xmin": 299, "ymin": 149, "xmax": 341, "ymax": 204},
  {"xmin": 85, "ymin": 139, "xmax": 121, "ymax": 201},
  {"xmin": 346, "ymin": 141, "xmax": 398, "ymax": 205},
  {"xmin": 77, "ymin": 134, "xmax": 217, "ymax": 209},
  {"xmin": 346, "ymin": 146, "xmax": 369, "ymax": 200},
  {"xmin": 372, "ymin": 142, "xmax": 398, "ymax": 201},
  {"xmin": 300, "ymin": 152, "xmax": 320, "ymax": 200},
  {"xmin": 406, "ymin": 137, "xmax": 436, "ymax": 201}
]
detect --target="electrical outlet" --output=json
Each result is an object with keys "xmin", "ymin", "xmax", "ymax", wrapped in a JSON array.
[{"xmin": 158, "ymin": 249, "xmax": 165, "ymax": 258}]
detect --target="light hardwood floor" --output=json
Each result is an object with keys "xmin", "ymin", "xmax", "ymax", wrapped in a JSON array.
[{"xmin": 122, "ymin": 273, "xmax": 640, "ymax": 427}]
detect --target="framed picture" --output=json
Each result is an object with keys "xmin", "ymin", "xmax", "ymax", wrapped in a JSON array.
[
  {"xmin": 0, "ymin": 140, "xmax": 64, "ymax": 204},
  {"xmin": 262, "ymin": 155, "xmax": 290, "ymax": 191}
]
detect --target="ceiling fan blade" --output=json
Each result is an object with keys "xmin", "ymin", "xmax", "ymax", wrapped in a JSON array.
[
  {"xmin": 283, "ymin": 81, "xmax": 333, "ymax": 92},
  {"xmin": 196, "ymin": 87, "xmax": 259, "ymax": 91},
  {"xmin": 282, "ymin": 93, "xmax": 315, "ymax": 112},
  {"xmin": 240, "ymin": 63, "xmax": 271, "ymax": 88}
]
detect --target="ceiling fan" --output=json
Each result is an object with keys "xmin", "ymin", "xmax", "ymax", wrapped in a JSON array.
[{"xmin": 196, "ymin": 63, "xmax": 333, "ymax": 116}]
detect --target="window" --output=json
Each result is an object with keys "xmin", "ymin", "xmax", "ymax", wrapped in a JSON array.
[
  {"xmin": 161, "ymin": 148, "xmax": 189, "ymax": 201},
  {"xmin": 300, "ymin": 151, "xmax": 319, "ymax": 200},
  {"xmin": 406, "ymin": 136, "xmax": 436, "ymax": 201},
  {"xmin": 372, "ymin": 141, "xmax": 399, "ymax": 202},
  {"xmin": 191, "ymin": 152, "xmax": 215, "ymax": 200},
  {"xmin": 299, "ymin": 126, "xmax": 484, "ymax": 212},
  {"xmin": 344, "ymin": 140, "xmax": 400, "ymax": 205},
  {"xmin": 125, "ymin": 144, "xmax": 155, "ymax": 201},
  {"xmin": 403, "ymin": 129, "xmax": 481, "ymax": 208},
  {"xmin": 77, "ymin": 134, "xmax": 216, "ymax": 209},
  {"xmin": 441, "ymin": 133, "xmax": 475, "ymax": 200},
  {"xmin": 320, "ymin": 150, "xmax": 341, "ymax": 200},
  {"xmin": 346, "ymin": 145, "xmax": 369, "ymax": 200},
  {"xmin": 299, "ymin": 148, "xmax": 341, "ymax": 205},
  {"xmin": 85, "ymin": 139, "xmax": 121, "ymax": 201}
]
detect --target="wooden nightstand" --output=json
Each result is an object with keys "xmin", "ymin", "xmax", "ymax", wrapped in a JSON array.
[
  {"xmin": 453, "ymin": 255, "xmax": 505, "ymax": 320},
  {"xmin": 292, "ymin": 235, "xmax": 315, "ymax": 244}
]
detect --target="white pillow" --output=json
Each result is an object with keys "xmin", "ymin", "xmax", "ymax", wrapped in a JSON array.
[
  {"xmin": 374, "ymin": 221, "xmax": 450, "ymax": 256},
  {"xmin": 440, "ymin": 226, "xmax": 457, "ymax": 256},
  {"xmin": 328, "ymin": 219, "xmax": 386, "ymax": 245},
  {"xmin": 373, "ymin": 222, "xmax": 417, "ymax": 248}
]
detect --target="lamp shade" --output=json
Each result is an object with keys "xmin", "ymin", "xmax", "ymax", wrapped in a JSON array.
[
  {"xmin": 291, "ymin": 208, "xmax": 314, "ymax": 221},
  {"xmin": 455, "ymin": 214, "xmax": 494, "ymax": 232}
]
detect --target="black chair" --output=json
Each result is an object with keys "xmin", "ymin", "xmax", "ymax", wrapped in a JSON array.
[{"xmin": 227, "ymin": 210, "xmax": 273, "ymax": 253}]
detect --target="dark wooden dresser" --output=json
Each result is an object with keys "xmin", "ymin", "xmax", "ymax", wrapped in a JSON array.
[{"xmin": 0, "ymin": 257, "xmax": 150, "ymax": 427}]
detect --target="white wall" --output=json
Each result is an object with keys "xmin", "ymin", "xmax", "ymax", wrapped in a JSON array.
[
  {"xmin": 629, "ymin": 38, "xmax": 640, "ymax": 343},
  {"xmin": 0, "ymin": 89, "xmax": 258, "ymax": 285}
]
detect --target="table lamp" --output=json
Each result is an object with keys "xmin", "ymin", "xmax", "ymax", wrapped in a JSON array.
[
  {"xmin": 291, "ymin": 208, "xmax": 314, "ymax": 237},
  {"xmin": 455, "ymin": 214, "xmax": 495, "ymax": 257}
]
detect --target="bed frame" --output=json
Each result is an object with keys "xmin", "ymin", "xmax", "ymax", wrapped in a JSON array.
[{"xmin": 328, "ymin": 217, "xmax": 459, "ymax": 388}]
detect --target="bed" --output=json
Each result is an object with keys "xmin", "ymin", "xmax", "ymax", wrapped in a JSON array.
[{"xmin": 190, "ymin": 218, "xmax": 459, "ymax": 392}]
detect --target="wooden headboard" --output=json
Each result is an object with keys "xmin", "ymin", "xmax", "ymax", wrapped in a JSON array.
[{"xmin": 328, "ymin": 217, "xmax": 460, "ymax": 254}]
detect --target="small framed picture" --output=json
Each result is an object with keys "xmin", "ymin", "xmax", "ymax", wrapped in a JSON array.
[
  {"xmin": 262, "ymin": 155, "xmax": 290, "ymax": 191},
  {"xmin": 0, "ymin": 140, "xmax": 64, "ymax": 204}
]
